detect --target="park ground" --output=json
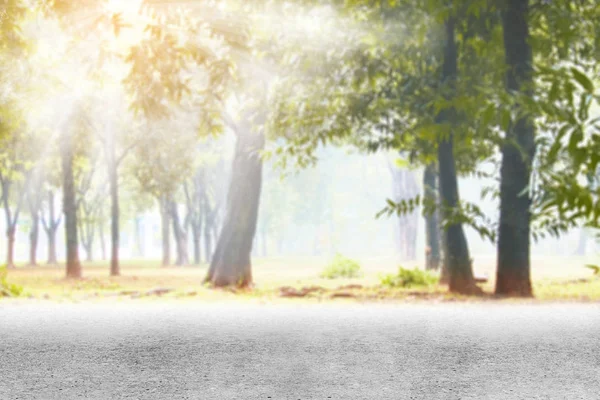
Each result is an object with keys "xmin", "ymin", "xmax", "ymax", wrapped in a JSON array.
[{"xmin": 2, "ymin": 254, "xmax": 600, "ymax": 303}]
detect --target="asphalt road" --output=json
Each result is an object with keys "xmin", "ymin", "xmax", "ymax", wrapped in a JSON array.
[{"xmin": 1, "ymin": 302, "xmax": 599, "ymax": 399}]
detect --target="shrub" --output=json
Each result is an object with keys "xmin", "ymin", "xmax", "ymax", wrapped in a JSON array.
[
  {"xmin": 320, "ymin": 254, "xmax": 362, "ymax": 279},
  {"xmin": 0, "ymin": 266, "xmax": 23, "ymax": 297},
  {"xmin": 380, "ymin": 267, "xmax": 437, "ymax": 288},
  {"xmin": 585, "ymin": 264, "xmax": 600, "ymax": 276}
]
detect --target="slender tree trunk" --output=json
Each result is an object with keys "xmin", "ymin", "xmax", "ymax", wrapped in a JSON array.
[
  {"xmin": 496, "ymin": 0, "xmax": 535, "ymax": 297},
  {"xmin": 170, "ymin": 201, "xmax": 189, "ymax": 266},
  {"xmin": 436, "ymin": 17, "xmax": 478, "ymax": 294},
  {"xmin": 160, "ymin": 196, "xmax": 171, "ymax": 267},
  {"xmin": 98, "ymin": 221, "xmax": 106, "ymax": 261},
  {"xmin": 29, "ymin": 213, "xmax": 39, "ymax": 266},
  {"xmin": 83, "ymin": 241, "xmax": 93, "ymax": 262},
  {"xmin": 61, "ymin": 130, "xmax": 82, "ymax": 279},
  {"xmin": 204, "ymin": 218, "xmax": 212, "ymax": 264},
  {"xmin": 6, "ymin": 226, "xmax": 15, "ymax": 269},
  {"xmin": 48, "ymin": 226, "xmax": 58, "ymax": 265},
  {"xmin": 406, "ymin": 171, "xmax": 419, "ymax": 260},
  {"xmin": 108, "ymin": 148, "xmax": 120, "ymax": 277},
  {"xmin": 423, "ymin": 164, "xmax": 441, "ymax": 270},
  {"xmin": 46, "ymin": 191, "xmax": 59, "ymax": 265},
  {"xmin": 205, "ymin": 129, "xmax": 264, "ymax": 287},
  {"xmin": 134, "ymin": 216, "xmax": 144, "ymax": 258}
]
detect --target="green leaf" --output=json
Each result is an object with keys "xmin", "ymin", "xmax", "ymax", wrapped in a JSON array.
[{"xmin": 571, "ymin": 68, "xmax": 595, "ymax": 93}]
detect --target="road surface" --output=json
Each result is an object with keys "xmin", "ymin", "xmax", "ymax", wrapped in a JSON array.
[{"xmin": 1, "ymin": 302, "xmax": 599, "ymax": 399}]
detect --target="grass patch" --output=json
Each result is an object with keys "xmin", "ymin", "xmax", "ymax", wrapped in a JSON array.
[
  {"xmin": 320, "ymin": 254, "xmax": 362, "ymax": 279},
  {"xmin": 380, "ymin": 267, "xmax": 438, "ymax": 288},
  {"xmin": 2, "ymin": 256, "xmax": 600, "ymax": 303},
  {"xmin": 0, "ymin": 266, "xmax": 23, "ymax": 297}
]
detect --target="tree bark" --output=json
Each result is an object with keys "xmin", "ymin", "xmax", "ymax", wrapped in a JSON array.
[
  {"xmin": 48, "ymin": 227, "xmax": 57, "ymax": 265},
  {"xmin": 423, "ymin": 164, "xmax": 441, "ymax": 270},
  {"xmin": 192, "ymin": 221, "xmax": 201, "ymax": 265},
  {"xmin": 6, "ymin": 227, "xmax": 15, "ymax": 269},
  {"xmin": 159, "ymin": 196, "xmax": 171, "ymax": 267},
  {"xmin": 29, "ymin": 206, "xmax": 40, "ymax": 266},
  {"xmin": 205, "ymin": 128, "xmax": 264, "ymax": 287},
  {"xmin": 44, "ymin": 190, "xmax": 59, "ymax": 265},
  {"xmin": 98, "ymin": 219, "xmax": 106, "ymax": 261},
  {"xmin": 61, "ymin": 130, "xmax": 82, "ymax": 279},
  {"xmin": 203, "ymin": 218, "xmax": 212, "ymax": 264},
  {"xmin": 496, "ymin": 0, "xmax": 534, "ymax": 297},
  {"xmin": 170, "ymin": 200, "xmax": 189, "ymax": 266},
  {"xmin": 436, "ymin": 17, "xmax": 478, "ymax": 294}
]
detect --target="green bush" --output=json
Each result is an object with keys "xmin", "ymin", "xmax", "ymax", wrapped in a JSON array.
[
  {"xmin": 320, "ymin": 254, "xmax": 362, "ymax": 279},
  {"xmin": 0, "ymin": 266, "xmax": 23, "ymax": 297},
  {"xmin": 380, "ymin": 267, "xmax": 438, "ymax": 288},
  {"xmin": 585, "ymin": 264, "xmax": 600, "ymax": 276}
]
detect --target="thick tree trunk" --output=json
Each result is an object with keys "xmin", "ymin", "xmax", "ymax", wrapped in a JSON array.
[
  {"xmin": 159, "ymin": 196, "xmax": 171, "ymax": 267},
  {"xmin": 61, "ymin": 131, "xmax": 82, "ymax": 279},
  {"xmin": 496, "ymin": 0, "xmax": 534, "ymax": 297},
  {"xmin": 29, "ymin": 214, "xmax": 39, "ymax": 266},
  {"xmin": 205, "ymin": 129, "xmax": 264, "ymax": 287},
  {"xmin": 423, "ymin": 164, "xmax": 441, "ymax": 270},
  {"xmin": 437, "ymin": 17, "xmax": 478, "ymax": 294},
  {"xmin": 109, "ymin": 151, "xmax": 120, "ymax": 277}
]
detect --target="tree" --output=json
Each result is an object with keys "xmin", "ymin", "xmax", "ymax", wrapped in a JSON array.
[
  {"xmin": 75, "ymin": 152, "xmax": 106, "ymax": 262},
  {"xmin": 184, "ymin": 142, "xmax": 227, "ymax": 265},
  {"xmin": 40, "ymin": 187, "xmax": 62, "ymax": 265},
  {"xmin": 268, "ymin": 1, "xmax": 491, "ymax": 293},
  {"xmin": 170, "ymin": 199, "xmax": 190, "ymax": 267},
  {"xmin": 25, "ymin": 167, "xmax": 45, "ymax": 266},
  {"xmin": 206, "ymin": 112, "xmax": 265, "ymax": 287},
  {"xmin": 423, "ymin": 163, "xmax": 441, "ymax": 270},
  {"xmin": 388, "ymin": 160, "xmax": 419, "ymax": 261},
  {"xmin": 129, "ymin": 116, "xmax": 199, "ymax": 267},
  {"xmin": 495, "ymin": 0, "xmax": 535, "ymax": 297},
  {"xmin": 61, "ymin": 111, "xmax": 83, "ymax": 278},
  {"xmin": 435, "ymin": 16, "xmax": 480, "ymax": 294},
  {"xmin": 0, "ymin": 126, "xmax": 38, "ymax": 269}
]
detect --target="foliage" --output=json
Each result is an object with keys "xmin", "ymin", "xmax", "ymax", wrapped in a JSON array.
[
  {"xmin": 0, "ymin": 266, "xmax": 23, "ymax": 297},
  {"xmin": 320, "ymin": 253, "xmax": 362, "ymax": 279},
  {"xmin": 585, "ymin": 264, "xmax": 600, "ymax": 276},
  {"xmin": 379, "ymin": 266, "xmax": 438, "ymax": 288}
]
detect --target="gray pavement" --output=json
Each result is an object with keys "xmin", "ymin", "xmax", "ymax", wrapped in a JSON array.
[{"xmin": 1, "ymin": 302, "xmax": 599, "ymax": 399}]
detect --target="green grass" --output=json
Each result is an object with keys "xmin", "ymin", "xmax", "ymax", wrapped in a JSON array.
[
  {"xmin": 380, "ymin": 267, "xmax": 438, "ymax": 288},
  {"xmin": 320, "ymin": 254, "xmax": 362, "ymax": 279},
  {"xmin": 0, "ymin": 266, "xmax": 23, "ymax": 297}
]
